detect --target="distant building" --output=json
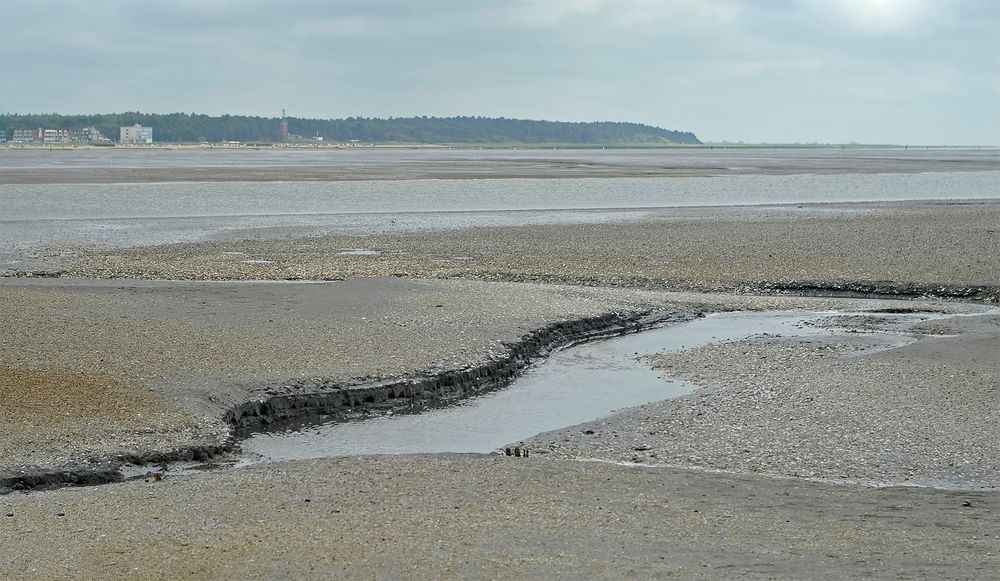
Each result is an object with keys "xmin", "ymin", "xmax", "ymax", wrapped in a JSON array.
[
  {"xmin": 12, "ymin": 129, "xmax": 41, "ymax": 142},
  {"xmin": 43, "ymin": 129, "xmax": 71, "ymax": 143},
  {"xmin": 6, "ymin": 127, "xmax": 112, "ymax": 144},
  {"xmin": 73, "ymin": 127, "xmax": 111, "ymax": 144},
  {"xmin": 0, "ymin": 130, "xmax": 6, "ymax": 143},
  {"xmin": 120, "ymin": 124, "xmax": 153, "ymax": 144}
]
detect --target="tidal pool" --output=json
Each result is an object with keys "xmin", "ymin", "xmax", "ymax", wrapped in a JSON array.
[{"xmin": 241, "ymin": 310, "xmax": 845, "ymax": 460}]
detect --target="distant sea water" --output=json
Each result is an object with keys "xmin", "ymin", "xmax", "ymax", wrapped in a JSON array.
[
  {"xmin": 4, "ymin": 172, "xmax": 999, "ymax": 221},
  {"xmin": 0, "ymin": 148, "xmax": 997, "ymax": 270}
]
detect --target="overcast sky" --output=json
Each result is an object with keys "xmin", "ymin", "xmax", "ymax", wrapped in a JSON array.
[{"xmin": 1, "ymin": 0, "xmax": 997, "ymax": 144}]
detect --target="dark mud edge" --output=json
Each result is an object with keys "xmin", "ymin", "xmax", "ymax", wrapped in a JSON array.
[
  {"xmin": 465, "ymin": 274, "xmax": 1000, "ymax": 304},
  {"xmin": 7, "ymin": 270, "xmax": 998, "ymax": 304},
  {"xmin": 0, "ymin": 309, "xmax": 694, "ymax": 494},
  {"xmin": 225, "ymin": 311, "xmax": 695, "ymax": 431},
  {"xmin": 745, "ymin": 280, "xmax": 1000, "ymax": 303}
]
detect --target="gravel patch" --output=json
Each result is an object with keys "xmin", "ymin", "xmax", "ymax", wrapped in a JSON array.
[
  {"xmin": 526, "ymin": 314, "xmax": 1000, "ymax": 488},
  {"xmin": 19, "ymin": 202, "xmax": 999, "ymax": 301}
]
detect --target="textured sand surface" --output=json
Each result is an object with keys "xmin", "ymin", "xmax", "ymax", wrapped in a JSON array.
[
  {"xmin": 4, "ymin": 146, "xmax": 997, "ymax": 183},
  {"xmin": 0, "ymin": 278, "xmax": 702, "ymax": 478},
  {"xmin": 2, "ymin": 455, "xmax": 997, "ymax": 580},
  {"xmin": 526, "ymin": 312, "xmax": 1000, "ymax": 488},
  {"xmin": 47, "ymin": 203, "xmax": 1000, "ymax": 302},
  {"xmin": 2, "ymin": 277, "xmax": 966, "ymax": 483}
]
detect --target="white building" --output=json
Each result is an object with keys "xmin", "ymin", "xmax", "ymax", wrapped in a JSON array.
[
  {"xmin": 43, "ymin": 129, "xmax": 71, "ymax": 143},
  {"xmin": 120, "ymin": 124, "xmax": 153, "ymax": 144},
  {"xmin": 12, "ymin": 129, "xmax": 40, "ymax": 142}
]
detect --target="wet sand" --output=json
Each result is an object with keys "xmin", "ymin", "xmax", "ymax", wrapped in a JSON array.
[
  {"xmin": 3, "ymin": 146, "xmax": 997, "ymax": 183},
  {"xmin": 8, "ymin": 277, "xmax": 960, "ymax": 483},
  {"xmin": 23, "ymin": 201, "xmax": 1000, "ymax": 303},
  {"xmin": 0, "ymin": 278, "xmax": 707, "ymax": 482},
  {"xmin": 526, "ymin": 312, "xmax": 1000, "ymax": 489}
]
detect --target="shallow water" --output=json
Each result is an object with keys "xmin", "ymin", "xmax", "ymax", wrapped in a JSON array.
[
  {"xmin": 241, "ymin": 311, "xmax": 845, "ymax": 460},
  {"xmin": 3, "ymin": 148, "xmax": 998, "ymax": 271},
  {"xmin": 3, "ymin": 169, "xmax": 997, "ymax": 272},
  {"xmin": 4, "ymin": 172, "xmax": 997, "ymax": 222},
  {"xmin": 2, "ymin": 146, "xmax": 997, "ymax": 171}
]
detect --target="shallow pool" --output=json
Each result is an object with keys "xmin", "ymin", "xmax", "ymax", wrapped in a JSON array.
[{"xmin": 240, "ymin": 310, "xmax": 842, "ymax": 460}]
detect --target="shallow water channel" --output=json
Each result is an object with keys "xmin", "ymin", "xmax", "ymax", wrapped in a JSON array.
[{"xmin": 240, "ymin": 310, "xmax": 847, "ymax": 461}]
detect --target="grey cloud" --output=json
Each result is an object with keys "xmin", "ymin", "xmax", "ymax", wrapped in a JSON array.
[{"xmin": 0, "ymin": 0, "xmax": 996, "ymax": 144}]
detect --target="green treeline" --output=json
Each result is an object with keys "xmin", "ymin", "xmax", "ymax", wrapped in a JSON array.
[{"xmin": 0, "ymin": 113, "xmax": 700, "ymax": 145}]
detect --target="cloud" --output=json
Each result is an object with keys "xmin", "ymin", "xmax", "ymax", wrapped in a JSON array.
[
  {"xmin": 724, "ymin": 57, "xmax": 825, "ymax": 77},
  {"xmin": 0, "ymin": 0, "xmax": 997, "ymax": 144},
  {"xmin": 829, "ymin": 0, "xmax": 945, "ymax": 35},
  {"xmin": 291, "ymin": 17, "xmax": 383, "ymax": 39},
  {"xmin": 499, "ymin": 0, "xmax": 741, "ymax": 31}
]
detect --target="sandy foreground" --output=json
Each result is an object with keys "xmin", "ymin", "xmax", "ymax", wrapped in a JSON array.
[
  {"xmin": 1, "ymin": 196, "xmax": 999, "ymax": 578},
  {"xmin": 2, "ymin": 455, "xmax": 997, "ymax": 579},
  {"xmin": 1, "ymin": 281, "xmax": 998, "ymax": 578}
]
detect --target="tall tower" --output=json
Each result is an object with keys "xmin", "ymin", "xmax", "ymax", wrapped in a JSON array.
[{"xmin": 278, "ymin": 109, "xmax": 289, "ymax": 142}]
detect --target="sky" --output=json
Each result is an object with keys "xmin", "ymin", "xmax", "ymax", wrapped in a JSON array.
[{"xmin": 1, "ymin": 0, "xmax": 998, "ymax": 145}]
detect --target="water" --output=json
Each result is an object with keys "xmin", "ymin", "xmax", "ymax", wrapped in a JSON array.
[
  {"xmin": 2, "ymin": 148, "xmax": 996, "ymax": 270},
  {"xmin": 1, "ymin": 146, "xmax": 996, "ymax": 171},
  {"xmin": 241, "ymin": 311, "xmax": 846, "ymax": 460},
  {"xmin": 3, "ymin": 172, "xmax": 998, "ymax": 221}
]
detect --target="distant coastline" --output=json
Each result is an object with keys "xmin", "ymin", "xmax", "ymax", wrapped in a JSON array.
[{"xmin": 0, "ymin": 113, "xmax": 700, "ymax": 146}]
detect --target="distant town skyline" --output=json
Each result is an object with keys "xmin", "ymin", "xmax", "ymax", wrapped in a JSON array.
[{"xmin": 0, "ymin": 0, "xmax": 997, "ymax": 145}]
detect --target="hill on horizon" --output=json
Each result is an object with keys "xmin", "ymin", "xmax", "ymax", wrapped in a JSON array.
[{"xmin": 0, "ymin": 113, "xmax": 701, "ymax": 146}]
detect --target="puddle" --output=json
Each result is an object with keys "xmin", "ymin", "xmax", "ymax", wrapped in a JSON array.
[
  {"xmin": 337, "ymin": 249, "xmax": 381, "ymax": 256},
  {"xmin": 240, "ymin": 311, "xmax": 848, "ymax": 461}
]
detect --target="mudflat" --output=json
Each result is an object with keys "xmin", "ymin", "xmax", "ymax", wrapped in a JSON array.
[
  {"xmin": 8, "ymin": 276, "xmax": 956, "ymax": 481},
  {"xmin": 527, "ymin": 312, "xmax": 1000, "ymax": 488},
  {"xmin": 0, "ymin": 277, "xmax": 703, "ymax": 480},
  {"xmin": 2, "ymin": 149, "xmax": 999, "ymax": 579},
  {"xmin": 2, "ymin": 277, "xmax": 997, "ymax": 578},
  {"xmin": 3, "ymin": 146, "xmax": 997, "ymax": 183},
  {"xmin": 30, "ymin": 201, "xmax": 1000, "ymax": 303}
]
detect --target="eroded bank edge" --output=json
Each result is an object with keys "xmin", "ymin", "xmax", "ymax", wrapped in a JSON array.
[
  {"xmin": 4, "ymin": 269, "xmax": 998, "ymax": 305},
  {"xmin": 477, "ymin": 279, "xmax": 1000, "ymax": 304},
  {"xmin": 0, "ymin": 309, "xmax": 696, "ymax": 493}
]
